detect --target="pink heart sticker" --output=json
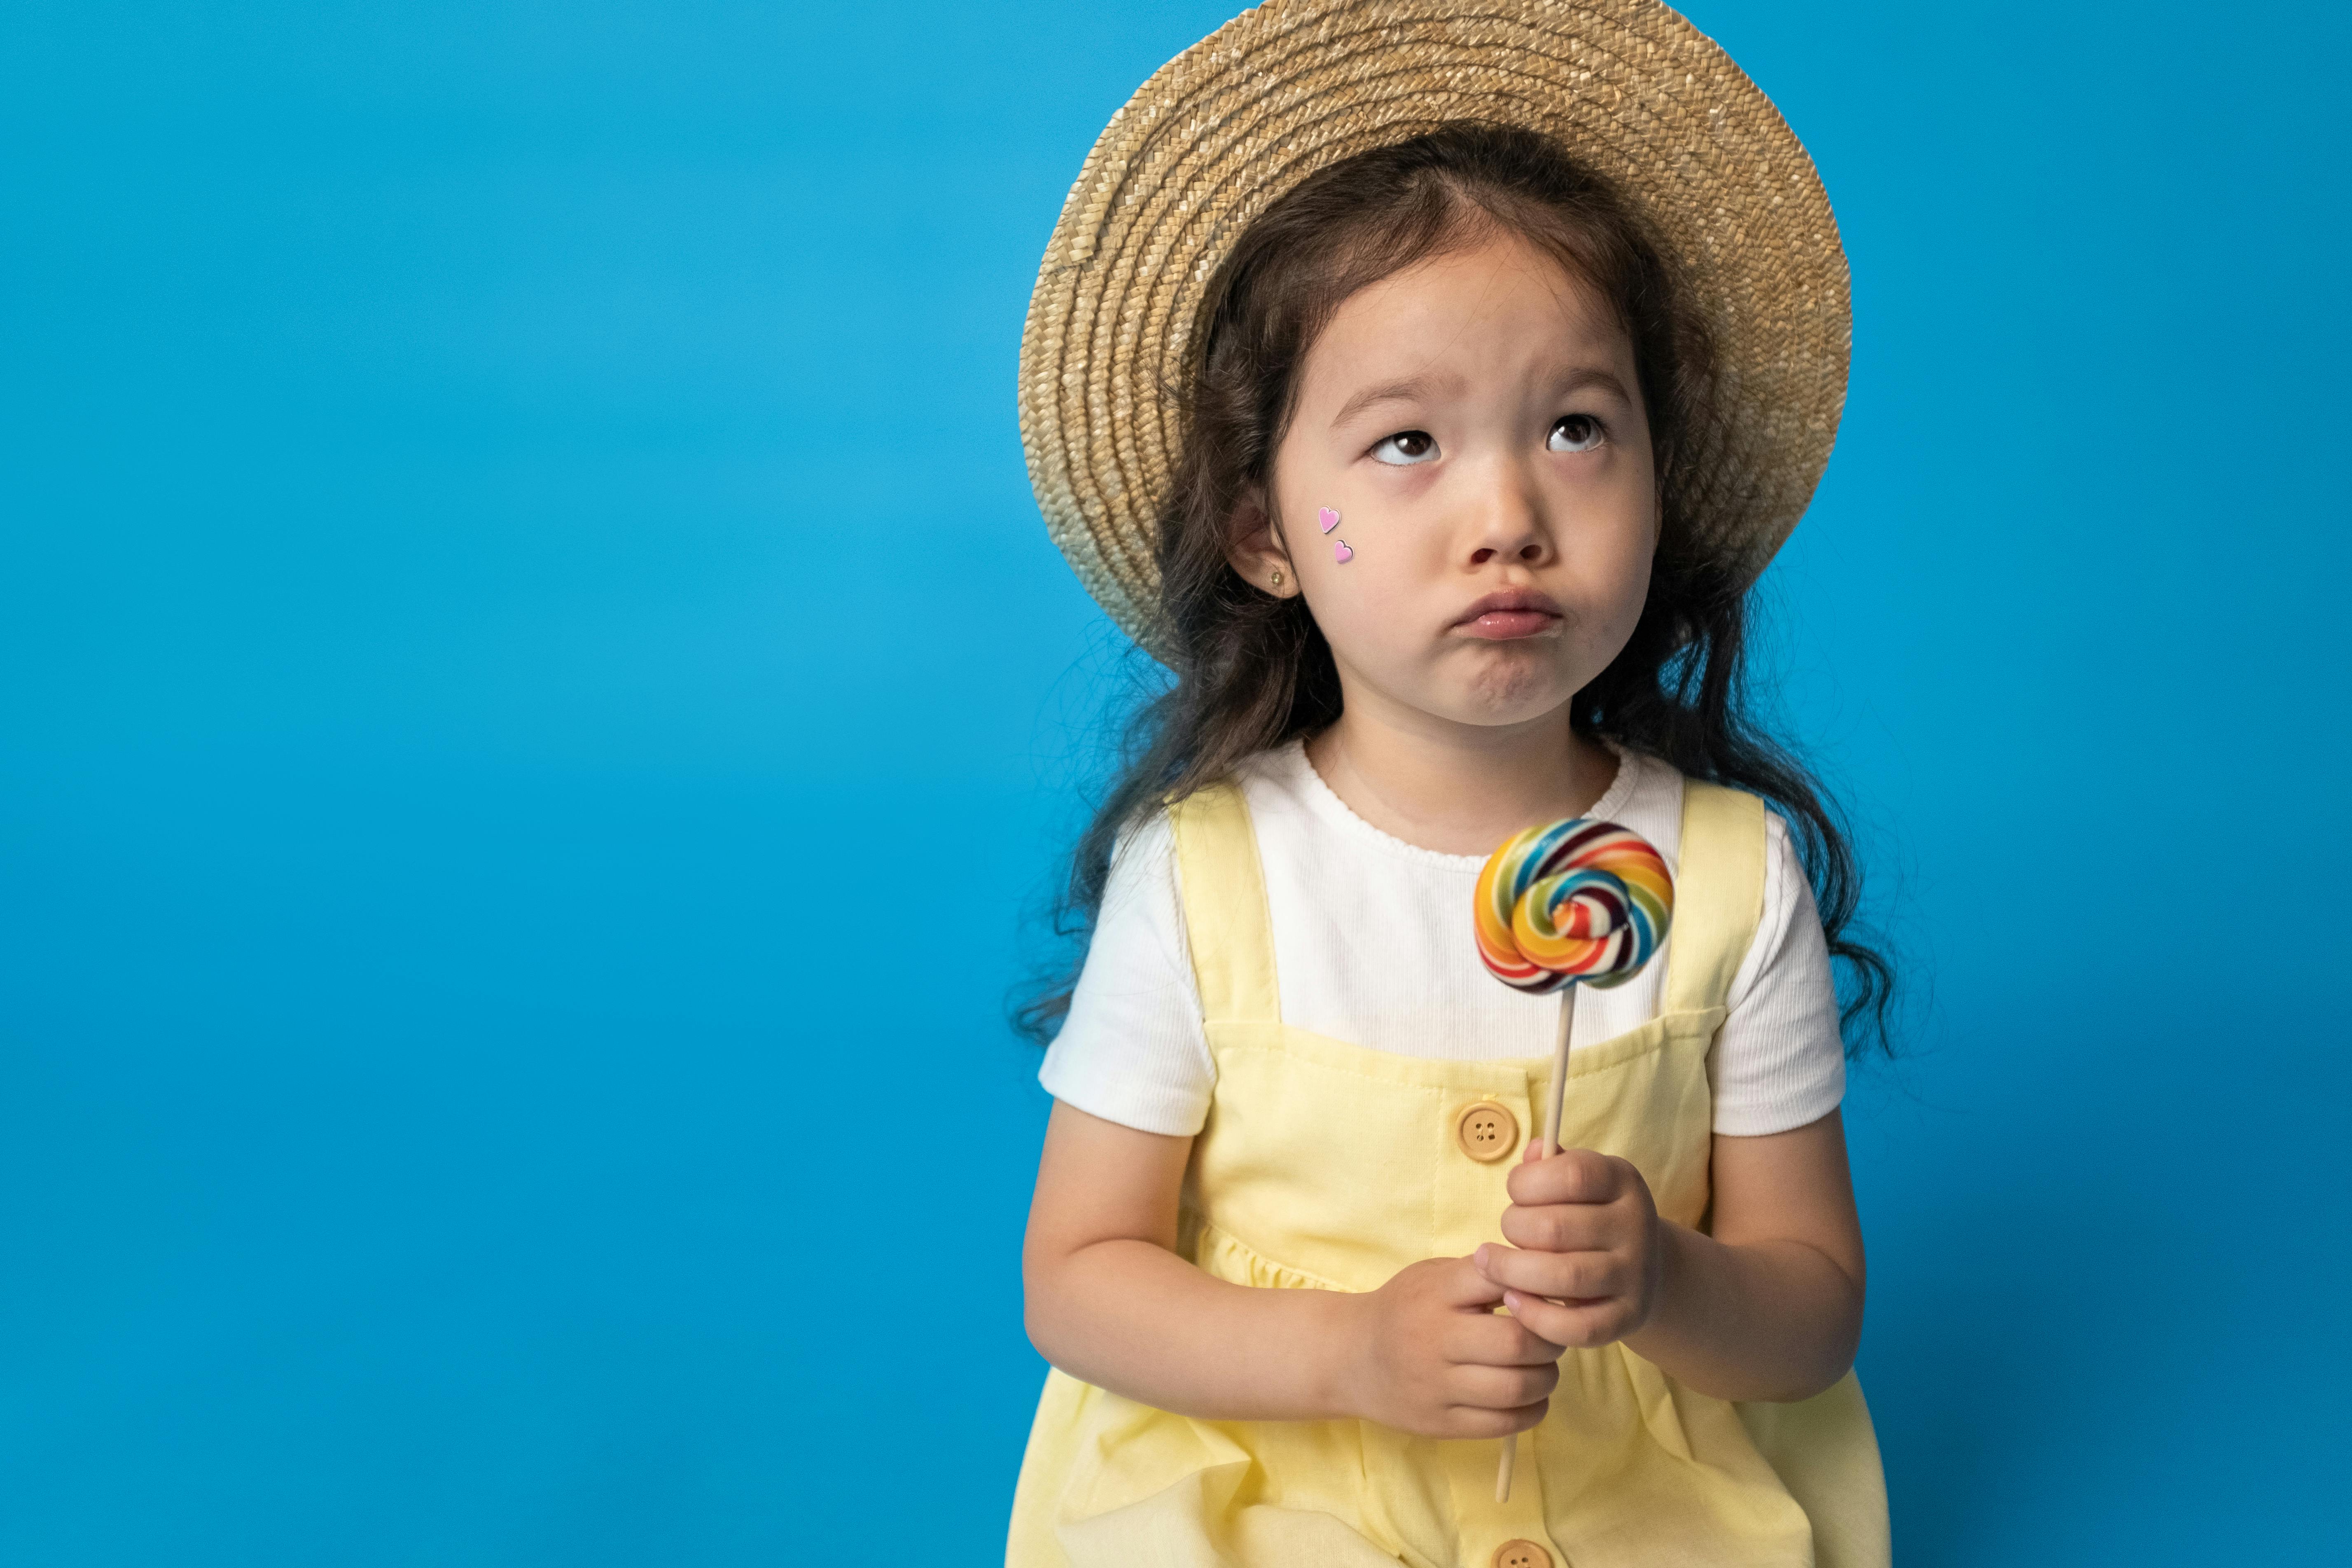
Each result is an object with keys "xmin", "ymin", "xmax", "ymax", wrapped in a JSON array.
[
  {"xmin": 1318, "ymin": 507, "xmax": 1341, "ymax": 534},
  {"xmin": 1333, "ymin": 539, "xmax": 1353, "ymax": 563}
]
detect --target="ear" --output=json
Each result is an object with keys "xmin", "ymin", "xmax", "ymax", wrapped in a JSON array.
[{"xmin": 1224, "ymin": 486, "xmax": 1298, "ymax": 598}]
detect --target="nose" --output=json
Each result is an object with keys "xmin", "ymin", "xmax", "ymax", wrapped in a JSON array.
[{"xmin": 1464, "ymin": 456, "xmax": 1553, "ymax": 570}]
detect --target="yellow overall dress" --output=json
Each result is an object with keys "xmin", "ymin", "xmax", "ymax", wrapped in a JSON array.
[{"xmin": 1009, "ymin": 778, "xmax": 1890, "ymax": 1568}]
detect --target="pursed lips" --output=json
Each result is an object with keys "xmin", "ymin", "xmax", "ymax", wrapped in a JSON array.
[{"xmin": 1451, "ymin": 590, "xmax": 1565, "ymax": 640}]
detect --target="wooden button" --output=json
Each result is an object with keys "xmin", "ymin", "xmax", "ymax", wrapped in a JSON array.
[
  {"xmin": 1492, "ymin": 1540, "xmax": 1553, "ymax": 1568},
  {"xmin": 1455, "ymin": 1101, "xmax": 1518, "ymax": 1163}
]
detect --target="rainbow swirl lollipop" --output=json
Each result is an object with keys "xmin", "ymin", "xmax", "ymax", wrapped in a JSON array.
[
  {"xmin": 1473, "ymin": 818, "xmax": 1675, "ymax": 994},
  {"xmin": 1476, "ymin": 815, "xmax": 1673, "ymax": 1505}
]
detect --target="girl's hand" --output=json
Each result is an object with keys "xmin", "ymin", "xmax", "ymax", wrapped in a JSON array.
[
  {"xmin": 1335, "ymin": 1256, "xmax": 1561, "ymax": 1438},
  {"xmin": 1474, "ymin": 1144, "xmax": 1664, "ymax": 1351}
]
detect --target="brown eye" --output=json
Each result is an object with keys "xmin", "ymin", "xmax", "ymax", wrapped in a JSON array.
[
  {"xmin": 1548, "ymin": 414, "xmax": 1605, "ymax": 453},
  {"xmin": 1371, "ymin": 430, "xmax": 1438, "ymax": 466}
]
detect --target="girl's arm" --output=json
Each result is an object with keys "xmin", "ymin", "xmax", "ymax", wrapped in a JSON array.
[
  {"xmin": 1476, "ymin": 1109, "xmax": 1864, "ymax": 1404},
  {"xmin": 1025, "ymin": 1098, "xmax": 1565, "ymax": 1434}
]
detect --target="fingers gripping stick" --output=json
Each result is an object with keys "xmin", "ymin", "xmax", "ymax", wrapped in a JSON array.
[{"xmin": 1471, "ymin": 818, "xmax": 1675, "ymax": 1500}]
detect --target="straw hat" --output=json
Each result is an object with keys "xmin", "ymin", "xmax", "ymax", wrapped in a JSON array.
[{"xmin": 1019, "ymin": 0, "xmax": 1850, "ymax": 659}]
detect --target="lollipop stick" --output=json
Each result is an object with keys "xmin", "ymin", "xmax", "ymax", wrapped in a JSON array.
[
  {"xmin": 1498, "ymin": 985, "xmax": 1578, "ymax": 1501},
  {"xmin": 1543, "ymin": 984, "xmax": 1578, "ymax": 1157}
]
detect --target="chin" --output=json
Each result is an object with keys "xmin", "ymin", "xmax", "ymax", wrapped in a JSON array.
[
  {"xmin": 1448, "ymin": 649, "xmax": 1580, "ymax": 719},
  {"xmin": 1446, "ymin": 657, "xmax": 1577, "ymax": 725}
]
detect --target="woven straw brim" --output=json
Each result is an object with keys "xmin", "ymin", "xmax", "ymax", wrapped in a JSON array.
[{"xmin": 1020, "ymin": 0, "xmax": 1850, "ymax": 661}]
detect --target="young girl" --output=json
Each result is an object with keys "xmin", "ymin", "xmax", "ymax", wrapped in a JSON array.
[{"xmin": 1008, "ymin": 4, "xmax": 1892, "ymax": 1564}]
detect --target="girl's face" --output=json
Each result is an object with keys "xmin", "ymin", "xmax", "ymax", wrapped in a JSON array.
[{"xmin": 1236, "ymin": 228, "xmax": 1658, "ymax": 734}]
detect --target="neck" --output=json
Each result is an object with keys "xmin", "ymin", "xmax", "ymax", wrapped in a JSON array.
[{"xmin": 1302, "ymin": 687, "xmax": 1619, "ymax": 858}]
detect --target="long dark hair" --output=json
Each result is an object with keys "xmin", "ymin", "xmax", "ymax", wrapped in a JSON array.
[{"xmin": 1018, "ymin": 122, "xmax": 1894, "ymax": 1056}]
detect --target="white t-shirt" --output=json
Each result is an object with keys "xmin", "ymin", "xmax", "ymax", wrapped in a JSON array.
[{"xmin": 1039, "ymin": 739, "xmax": 1845, "ymax": 1139}]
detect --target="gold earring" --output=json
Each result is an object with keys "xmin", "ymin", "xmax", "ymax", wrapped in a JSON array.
[{"xmin": 1271, "ymin": 568, "xmax": 1284, "ymax": 589}]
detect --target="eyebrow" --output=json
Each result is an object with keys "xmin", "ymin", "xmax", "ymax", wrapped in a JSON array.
[
  {"xmin": 1329, "ymin": 374, "xmax": 1457, "ymax": 430},
  {"xmin": 1327, "ymin": 365, "xmax": 1636, "ymax": 430},
  {"xmin": 1548, "ymin": 365, "xmax": 1636, "ymax": 404}
]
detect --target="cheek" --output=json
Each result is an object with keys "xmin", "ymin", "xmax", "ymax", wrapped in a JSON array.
[
  {"xmin": 1600, "ymin": 546, "xmax": 1653, "ymax": 634},
  {"xmin": 1299, "ymin": 519, "xmax": 1434, "ymax": 638},
  {"xmin": 1571, "ymin": 490, "xmax": 1658, "ymax": 630}
]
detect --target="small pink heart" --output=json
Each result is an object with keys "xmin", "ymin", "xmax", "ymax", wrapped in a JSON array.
[
  {"xmin": 1318, "ymin": 507, "xmax": 1341, "ymax": 534},
  {"xmin": 1333, "ymin": 539, "xmax": 1353, "ymax": 563}
]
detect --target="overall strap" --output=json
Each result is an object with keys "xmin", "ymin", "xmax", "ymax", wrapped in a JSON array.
[
  {"xmin": 1661, "ymin": 780, "xmax": 1770, "ymax": 1017},
  {"xmin": 1167, "ymin": 781, "xmax": 1282, "ymax": 1027}
]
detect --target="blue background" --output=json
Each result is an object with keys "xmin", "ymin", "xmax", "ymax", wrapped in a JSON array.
[{"xmin": 4, "ymin": 1, "xmax": 2346, "ymax": 1561}]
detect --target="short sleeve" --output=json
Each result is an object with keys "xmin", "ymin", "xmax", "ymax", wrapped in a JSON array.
[
  {"xmin": 1036, "ymin": 811, "xmax": 1218, "ymax": 1136},
  {"xmin": 1710, "ymin": 812, "xmax": 1847, "ymax": 1136}
]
